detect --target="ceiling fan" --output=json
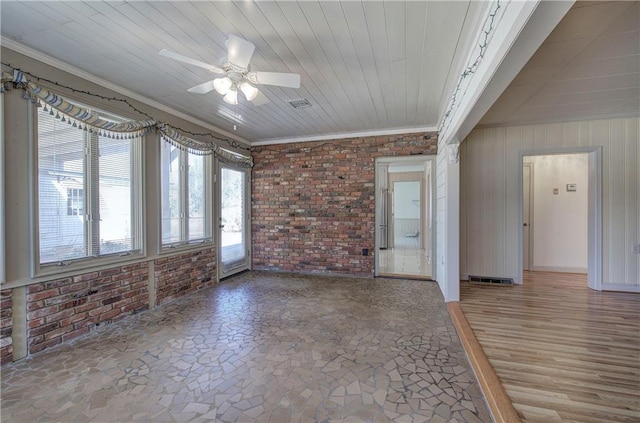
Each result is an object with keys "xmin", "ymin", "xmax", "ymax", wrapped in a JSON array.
[{"xmin": 159, "ymin": 34, "xmax": 300, "ymax": 106}]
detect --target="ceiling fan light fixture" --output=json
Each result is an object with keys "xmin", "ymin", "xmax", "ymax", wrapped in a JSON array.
[
  {"xmin": 239, "ymin": 82, "xmax": 258, "ymax": 101},
  {"xmin": 223, "ymin": 88, "xmax": 238, "ymax": 105},
  {"xmin": 213, "ymin": 77, "xmax": 232, "ymax": 95}
]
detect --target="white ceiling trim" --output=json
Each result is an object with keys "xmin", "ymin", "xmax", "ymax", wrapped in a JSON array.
[
  {"xmin": 251, "ymin": 125, "xmax": 438, "ymax": 146},
  {"xmin": 447, "ymin": 0, "xmax": 576, "ymax": 145},
  {"xmin": 439, "ymin": 0, "xmax": 576, "ymax": 145},
  {"xmin": 1, "ymin": 37, "xmax": 250, "ymax": 146}
]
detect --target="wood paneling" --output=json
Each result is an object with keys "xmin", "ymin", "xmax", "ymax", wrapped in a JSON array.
[
  {"xmin": 0, "ymin": 1, "xmax": 481, "ymax": 142},
  {"xmin": 460, "ymin": 117, "xmax": 640, "ymax": 289},
  {"xmin": 460, "ymin": 272, "xmax": 640, "ymax": 423}
]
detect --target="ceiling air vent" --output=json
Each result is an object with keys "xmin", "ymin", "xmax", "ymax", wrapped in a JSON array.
[{"xmin": 288, "ymin": 99, "xmax": 312, "ymax": 109}]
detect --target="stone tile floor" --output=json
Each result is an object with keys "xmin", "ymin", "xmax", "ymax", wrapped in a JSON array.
[{"xmin": 1, "ymin": 272, "xmax": 490, "ymax": 422}]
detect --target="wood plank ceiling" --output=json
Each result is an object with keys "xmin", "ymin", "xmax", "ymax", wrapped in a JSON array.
[
  {"xmin": 0, "ymin": 0, "xmax": 486, "ymax": 144},
  {"xmin": 480, "ymin": 0, "xmax": 639, "ymax": 127},
  {"xmin": 2, "ymin": 1, "xmax": 638, "ymax": 144}
]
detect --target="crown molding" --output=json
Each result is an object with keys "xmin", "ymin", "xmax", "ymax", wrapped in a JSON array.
[
  {"xmin": 1, "ymin": 38, "xmax": 250, "ymax": 146},
  {"xmin": 251, "ymin": 126, "xmax": 438, "ymax": 146}
]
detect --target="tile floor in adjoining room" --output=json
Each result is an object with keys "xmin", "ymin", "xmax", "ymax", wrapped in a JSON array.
[
  {"xmin": 1, "ymin": 272, "xmax": 490, "ymax": 423},
  {"xmin": 379, "ymin": 236, "xmax": 431, "ymax": 278}
]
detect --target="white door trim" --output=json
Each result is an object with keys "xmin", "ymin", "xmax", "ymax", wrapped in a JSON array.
[
  {"xmin": 518, "ymin": 147, "xmax": 602, "ymax": 290},
  {"xmin": 522, "ymin": 163, "xmax": 533, "ymax": 272},
  {"xmin": 374, "ymin": 155, "xmax": 436, "ymax": 279}
]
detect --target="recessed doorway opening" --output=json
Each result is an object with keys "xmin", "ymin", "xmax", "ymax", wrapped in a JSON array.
[
  {"xmin": 375, "ymin": 156, "xmax": 435, "ymax": 280},
  {"xmin": 520, "ymin": 148, "xmax": 602, "ymax": 290}
]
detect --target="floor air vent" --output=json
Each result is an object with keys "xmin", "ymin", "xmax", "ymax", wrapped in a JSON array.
[{"xmin": 468, "ymin": 276, "xmax": 514, "ymax": 285}]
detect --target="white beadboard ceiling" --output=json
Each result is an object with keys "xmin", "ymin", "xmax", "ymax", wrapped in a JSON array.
[
  {"xmin": 1, "ymin": 1, "xmax": 638, "ymax": 144},
  {"xmin": 480, "ymin": 0, "xmax": 640, "ymax": 127}
]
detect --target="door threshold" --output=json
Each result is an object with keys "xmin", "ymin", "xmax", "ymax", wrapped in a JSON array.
[{"xmin": 378, "ymin": 272, "xmax": 434, "ymax": 281}]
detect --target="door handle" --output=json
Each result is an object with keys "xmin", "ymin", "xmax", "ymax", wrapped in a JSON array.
[
  {"xmin": 219, "ymin": 224, "xmax": 225, "ymax": 229},
  {"xmin": 523, "ymin": 223, "xmax": 529, "ymax": 227}
]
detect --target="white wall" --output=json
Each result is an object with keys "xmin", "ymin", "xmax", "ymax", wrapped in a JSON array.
[
  {"xmin": 436, "ymin": 144, "xmax": 460, "ymax": 302},
  {"xmin": 528, "ymin": 154, "xmax": 588, "ymax": 272},
  {"xmin": 460, "ymin": 117, "xmax": 640, "ymax": 290},
  {"xmin": 393, "ymin": 181, "xmax": 420, "ymax": 219}
]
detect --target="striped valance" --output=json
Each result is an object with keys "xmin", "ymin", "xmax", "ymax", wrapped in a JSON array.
[{"xmin": 1, "ymin": 69, "xmax": 252, "ymax": 167}]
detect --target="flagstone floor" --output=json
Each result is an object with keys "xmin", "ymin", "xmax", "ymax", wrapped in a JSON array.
[{"xmin": 1, "ymin": 271, "xmax": 490, "ymax": 423}]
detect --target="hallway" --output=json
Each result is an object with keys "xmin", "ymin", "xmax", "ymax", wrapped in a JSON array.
[{"xmin": 2, "ymin": 272, "xmax": 489, "ymax": 422}]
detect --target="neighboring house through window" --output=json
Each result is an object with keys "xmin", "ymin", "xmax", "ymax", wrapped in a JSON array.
[{"xmin": 36, "ymin": 105, "xmax": 142, "ymax": 265}]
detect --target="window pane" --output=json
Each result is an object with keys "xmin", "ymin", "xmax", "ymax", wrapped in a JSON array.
[
  {"xmin": 38, "ymin": 108, "xmax": 87, "ymax": 263},
  {"xmin": 221, "ymin": 168, "xmax": 245, "ymax": 265},
  {"xmin": 98, "ymin": 136, "xmax": 134, "ymax": 254},
  {"xmin": 161, "ymin": 142, "xmax": 182, "ymax": 244},
  {"xmin": 188, "ymin": 152, "xmax": 206, "ymax": 240}
]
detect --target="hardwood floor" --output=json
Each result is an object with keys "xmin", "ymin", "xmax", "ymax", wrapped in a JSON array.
[{"xmin": 459, "ymin": 272, "xmax": 640, "ymax": 423}]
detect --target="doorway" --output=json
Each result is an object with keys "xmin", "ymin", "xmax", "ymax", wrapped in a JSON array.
[
  {"xmin": 520, "ymin": 149, "xmax": 602, "ymax": 290},
  {"xmin": 375, "ymin": 156, "xmax": 435, "ymax": 279},
  {"xmin": 217, "ymin": 161, "xmax": 251, "ymax": 279},
  {"xmin": 523, "ymin": 163, "xmax": 532, "ymax": 271}
]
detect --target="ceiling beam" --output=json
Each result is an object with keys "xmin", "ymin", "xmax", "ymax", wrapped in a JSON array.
[{"xmin": 438, "ymin": 0, "xmax": 575, "ymax": 146}]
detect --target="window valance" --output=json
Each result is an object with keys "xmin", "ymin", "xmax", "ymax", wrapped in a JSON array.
[{"xmin": 1, "ymin": 69, "xmax": 253, "ymax": 167}]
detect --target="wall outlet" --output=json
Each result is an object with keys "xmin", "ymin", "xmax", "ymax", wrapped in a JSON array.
[{"xmin": 632, "ymin": 244, "xmax": 640, "ymax": 254}]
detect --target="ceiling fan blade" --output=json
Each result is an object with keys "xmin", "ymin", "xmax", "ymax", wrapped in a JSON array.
[
  {"xmin": 159, "ymin": 49, "xmax": 224, "ymax": 74},
  {"xmin": 250, "ymin": 90, "xmax": 270, "ymax": 106},
  {"xmin": 226, "ymin": 34, "xmax": 255, "ymax": 69},
  {"xmin": 252, "ymin": 71, "xmax": 300, "ymax": 88},
  {"xmin": 187, "ymin": 80, "xmax": 216, "ymax": 94}
]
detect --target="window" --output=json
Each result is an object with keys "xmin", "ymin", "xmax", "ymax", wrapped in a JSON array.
[
  {"xmin": 67, "ymin": 188, "xmax": 83, "ymax": 216},
  {"xmin": 37, "ymin": 106, "xmax": 142, "ymax": 265},
  {"xmin": 160, "ymin": 140, "xmax": 211, "ymax": 247}
]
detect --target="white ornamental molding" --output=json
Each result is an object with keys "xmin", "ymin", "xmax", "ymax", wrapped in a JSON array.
[
  {"xmin": 438, "ymin": 0, "xmax": 506, "ymax": 137},
  {"xmin": 448, "ymin": 143, "xmax": 460, "ymax": 165}
]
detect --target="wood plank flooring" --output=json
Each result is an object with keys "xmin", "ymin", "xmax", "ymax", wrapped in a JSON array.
[{"xmin": 459, "ymin": 272, "xmax": 640, "ymax": 423}]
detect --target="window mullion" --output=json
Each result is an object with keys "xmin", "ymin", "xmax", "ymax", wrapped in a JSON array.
[
  {"xmin": 181, "ymin": 150, "xmax": 188, "ymax": 241},
  {"xmin": 87, "ymin": 132, "xmax": 100, "ymax": 257}
]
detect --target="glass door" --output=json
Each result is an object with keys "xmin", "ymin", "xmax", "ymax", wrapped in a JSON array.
[{"xmin": 217, "ymin": 162, "xmax": 251, "ymax": 278}]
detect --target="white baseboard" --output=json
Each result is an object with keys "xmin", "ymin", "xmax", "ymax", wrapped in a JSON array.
[
  {"xmin": 530, "ymin": 266, "xmax": 587, "ymax": 274},
  {"xmin": 601, "ymin": 283, "xmax": 640, "ymax": 293}
]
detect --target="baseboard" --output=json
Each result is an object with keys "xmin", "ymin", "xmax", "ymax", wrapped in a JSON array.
[
  {"xmin": 530, "ymin": 266, "xmax": 587, "ymax": 274},
  {"xmin": 601, "ymin": 283, "xmax": 640, "ymax": 293}
]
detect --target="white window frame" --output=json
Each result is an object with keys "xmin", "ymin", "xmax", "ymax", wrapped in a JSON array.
[
  {"xmin": 30, "ymin": 103, "xmax": 145, "ymax": 277},
  {"xmin": 159, "ymin": 140, "xmax": 213, "ymax": 251}
]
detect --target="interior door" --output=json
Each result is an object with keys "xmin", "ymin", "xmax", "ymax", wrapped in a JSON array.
[
  {"xmin": 217, "ymin": 162, "xmax": 251, "ymax": 278},
  {"xmin": 523, "ymin": 163, "xmax": 532, "ymax": 271}
]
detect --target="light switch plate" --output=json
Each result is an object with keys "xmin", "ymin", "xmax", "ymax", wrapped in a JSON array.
[{"xmin": 553, "ymin": 188, "xmax": 559, "ymax": 195}]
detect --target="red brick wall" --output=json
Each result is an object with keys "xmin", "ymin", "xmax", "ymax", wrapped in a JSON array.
[
  {"xmin": 1, "ymin": 289, "xmax": 12, "ymax": 365},
  {"xmin": 26, "ymin": 263, "xmax": 149, "ymax": 355},
  {"xmin": 251, "ymin": 132, "xmax": 438, "ymax": 276},
  {"xmin": 154, "ymin": 247, "xmax": 216, "ymax": 305}
]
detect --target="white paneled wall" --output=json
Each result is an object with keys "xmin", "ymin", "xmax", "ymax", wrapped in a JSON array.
[
  {"xmin": 436, "ymin": 142, "xmax": 461, "ymax": 301},
  {"xmin": 460, "ymin": 117, "xmax": 640, "ymax": 289}
]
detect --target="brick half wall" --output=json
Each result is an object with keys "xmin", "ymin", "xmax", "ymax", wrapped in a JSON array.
[
  {"xmin": 251, "ymin": 132, "xmax": 437, "ymax": 277},
  {"xmin": 26, "ymin": 263, "xmax": 149, "ymax": 355},
  {"xmin": 1, "ymin": 289, "xmax": 12, "ymax": 365},
  {"xmin": 154, "ymin": 247, "xmax": 217, "ymax": 305}
]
